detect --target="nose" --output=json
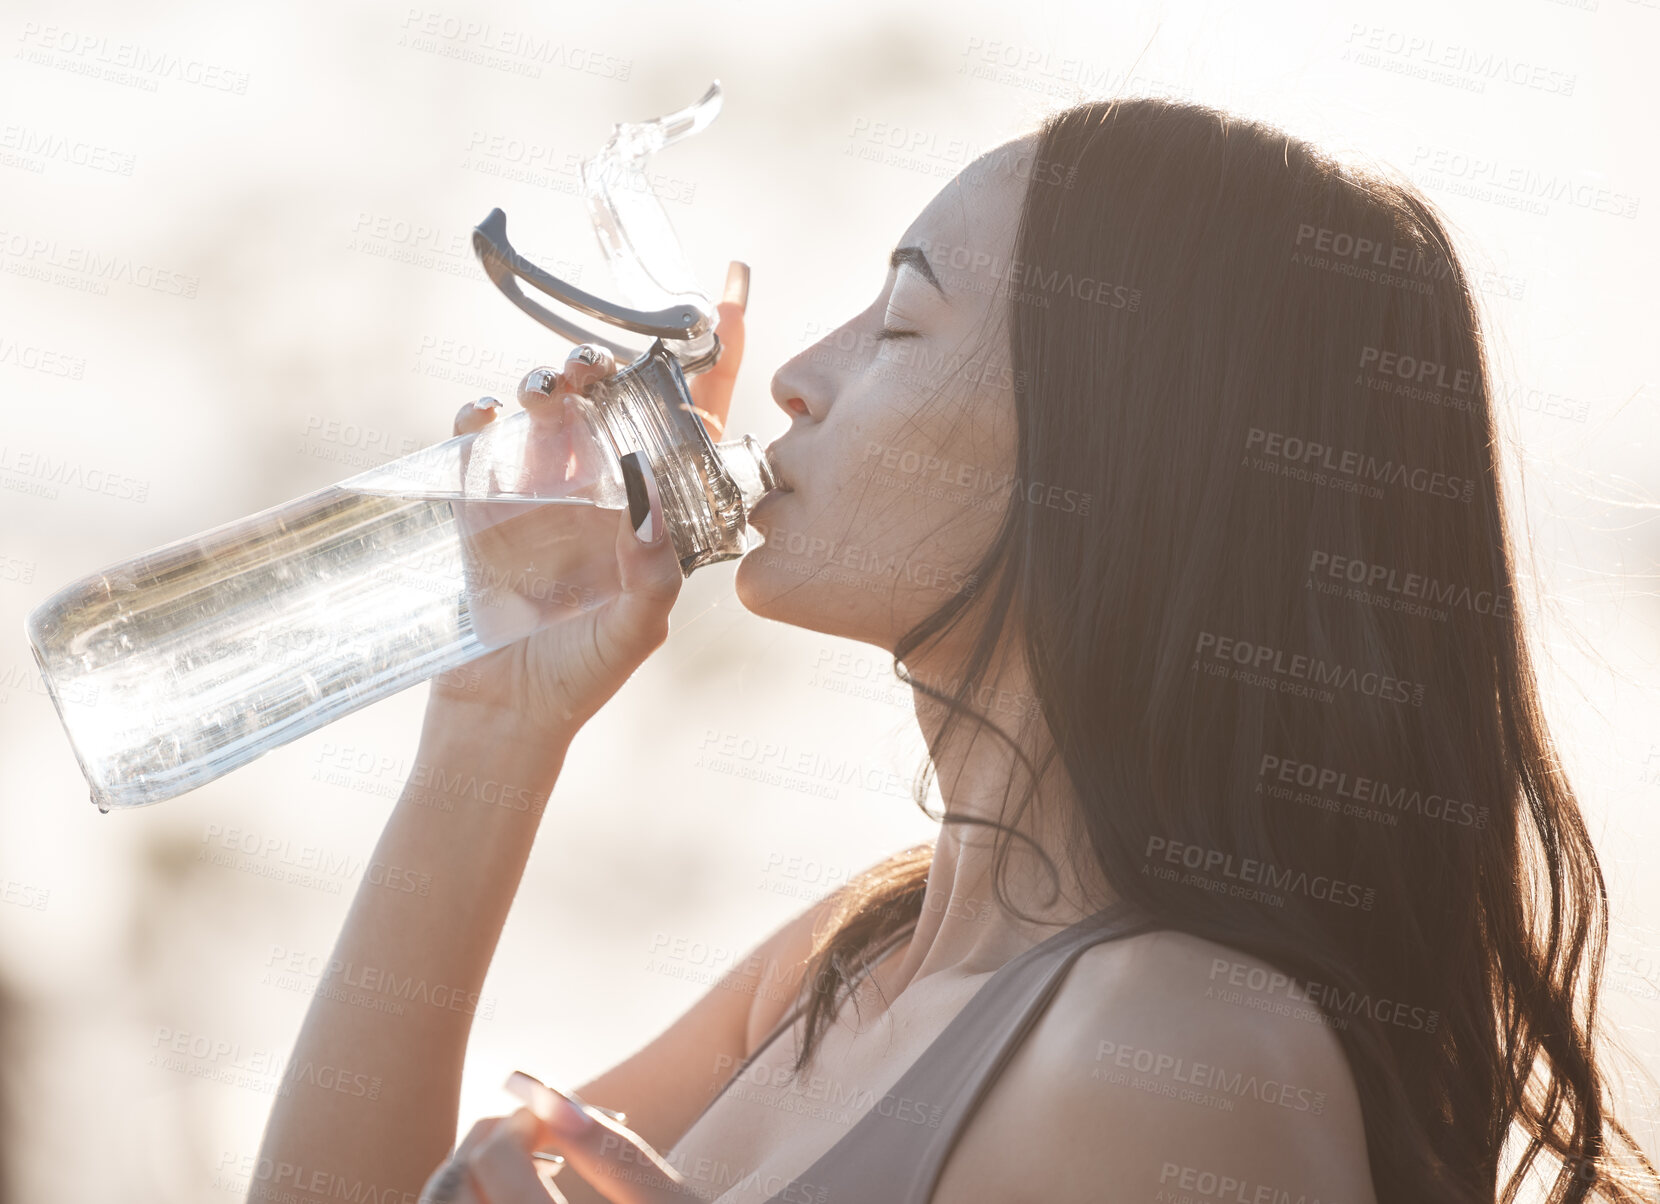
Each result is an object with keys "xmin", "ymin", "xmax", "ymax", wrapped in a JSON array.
[{"xmin": 769, "ymin": 338, "xmax": 831, "ymax": 421}]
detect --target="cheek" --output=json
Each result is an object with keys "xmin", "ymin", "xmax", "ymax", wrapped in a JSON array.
[
  {"xmin": 738, "ymin": 375, "xmax": 1014, "ymax": 630},
  {"xmin": 823, "ymin": 401, "xmax": 1012, "ymax": 577},
  {"xmin": 858, "ymin": 387, "xmax": 1015, "ymax": 529},
  {"xmin": 828, "ymin": 406, "xmax": 944, "ymax": 535}
]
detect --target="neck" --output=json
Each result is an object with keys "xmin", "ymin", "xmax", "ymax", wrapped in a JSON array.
[{"xmin": 881, "ymin": 642, "xmax": 1118, "ymax": 997}]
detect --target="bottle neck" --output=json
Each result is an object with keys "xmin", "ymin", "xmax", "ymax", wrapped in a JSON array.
[{"xmin": 715, "ymin": 434, "xmax": 782, "ymax": 513}]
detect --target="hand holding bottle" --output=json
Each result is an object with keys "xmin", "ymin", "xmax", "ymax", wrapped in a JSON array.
[{"xmin": 428, "ymin": 267, "xmax": 748, "ymax": 742}]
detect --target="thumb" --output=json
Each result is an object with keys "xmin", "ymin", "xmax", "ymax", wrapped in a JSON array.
[
  {"xmin": 540, "ymin": 1109, "xmax": 690, "ymax": 1204},
  {"xmin": 507, "ymin": 1074, "xmax": 689, "ymax": 1204},
  {"xmin": 598, "ymin": 450, "xmax": 683, "ymax": 655}
]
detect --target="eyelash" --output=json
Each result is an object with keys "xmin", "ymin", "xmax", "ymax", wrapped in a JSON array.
[{"xmin": 874, "ymin": 326, "xmax": 920, "ymax": 342}]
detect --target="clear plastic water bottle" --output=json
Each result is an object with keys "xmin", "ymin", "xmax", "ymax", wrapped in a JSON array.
[{"xmin": 24, "ymin": 81, "xmax": 780, "ymax": 810}]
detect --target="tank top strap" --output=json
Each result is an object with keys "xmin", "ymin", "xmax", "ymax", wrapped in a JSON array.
[
  {"xmin": 680, "ymin": 924, "xmax": 913, "ymax": 1141},
  {"xmin": 765, "ymin": 899, "xmax": 1159, "ymax": 1204}
]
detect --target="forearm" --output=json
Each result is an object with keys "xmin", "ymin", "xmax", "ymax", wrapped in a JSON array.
[{"xmin": 252, "ymin": 700, "xmax": 575, "ymax": 1202}]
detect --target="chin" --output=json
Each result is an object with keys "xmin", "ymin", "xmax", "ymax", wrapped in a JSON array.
[
  {"xmin": 732, "ymin": 540, "xmax": 837, "ymax": 633},
  {"xmin": 732, "ymin": 538, "xmax": 800, "ymax": 620},
  {"xmin": 735, "ymin": 541, "xmax": 903, "ymax": 653}
]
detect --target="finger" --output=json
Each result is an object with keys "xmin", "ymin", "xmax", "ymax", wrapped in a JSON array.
[
  {"xmin": 552, "ymin": 395, "xmax": 607, "ymax": 491},
  {"xmin": 518, "ymin": 367, "xmax": 567, "ymax": 419},
  {"xmin": 453, "ymin": 1115, "xmax": 506, "ymax": 1162},
  {"xmin": 515, "ymin": 393, "xmax": 587, "ymax": 499},
  {"xmin": 513, "ymin": 366, "xmax": 589, "ymax": 502},
  {"xmin": 687, "ymin": 295, "xmax": 745, "ymax": 432},
  {"xmin": 454, "ymin": 396, "xmax": 503, "ymax": 438},
  {"xmin": 685, "ymin": 298, "xmax": 742, "ymax": 439},
  {"xmin": 419, "ymin": 1151, "xmax": 483, "ymax": 1204},
  {"xmin": 560, "ymin": 343, "xmax": 618, "ymax": 397},
  {"xmin": 520, "ymin": 1093, "xmax": 688, "ymax": 1204},
  {"xmin": 686, "ymin": 261, "xmax": 748, "ymax": 437},
  {"xmin": 723, "ymin": 258, "xmax": 751, "ymax": 311},
  {"xmin": 452, "ymin": 398, "xmax": 502, "ymax": 539},
  {"xmin": 467, "ymin": 1108, "xmax": 562, "ymax": 1204},
  {"xmin": 605, "ymin": 451, "xmax": 683, "ymax": 656},
  {"xmin": 504, "ymin": 1072, "xmax": 627, "ymax": 1131}
]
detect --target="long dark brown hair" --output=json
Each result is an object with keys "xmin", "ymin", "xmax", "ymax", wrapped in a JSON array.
[{"xmin": 781, "ymin": 99, "xmax": 1658, "ymax": 1203}]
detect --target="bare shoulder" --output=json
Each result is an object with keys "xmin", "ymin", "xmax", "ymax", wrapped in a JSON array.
[
  {"xmin": 935, "ymin": 928, "xmax": 1379, "ymax": 1204},
  {"xmin": 741, "ymin": 853, "xmax": 919, "ymax": 1054},
  {"xmin": 738, "ymin": 888, "xmax": 846, "ymax": 1054}
]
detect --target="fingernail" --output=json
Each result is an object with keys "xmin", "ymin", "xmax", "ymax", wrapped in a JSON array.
[
  {"xmin": 573, "ymin": 345, "xmax": 602, "ymax": 366},
  {"xmin": 504, "ymin": 1071, "xmax": 594, "ymax": 1135},
  {"xmin": 476, "ymin": 395, "xmax": 501, "ymax": 410},
  {"xmin": 526, "ymin": 368, "xmax": 559, "ymax": 397},
  {"xmin": 620, "ymin": 450, "xmax": 664, "ymax": 545},
  {"xmin": 557, "ymin": 1087, "xmax": 626, "ymax": 1125},
  {"xmin": 723, "ymin": 260, "xmax": 750, "ymax": 309},
  {"xmin": 543, "ymin": 1092, "xmax": 594, "ymax": 1136}
]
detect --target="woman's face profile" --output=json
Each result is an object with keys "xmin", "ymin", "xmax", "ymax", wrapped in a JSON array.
[{"xmin": 735, "ymin": 132, "xmax": 1037, "ymax": 651}]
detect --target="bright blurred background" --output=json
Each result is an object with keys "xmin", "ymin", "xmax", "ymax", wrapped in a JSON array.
[{"xmin": 0, "ymin": 0, "xmax": 1656, "ymax": 1199}]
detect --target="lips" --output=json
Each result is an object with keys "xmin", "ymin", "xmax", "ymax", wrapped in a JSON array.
[{"xmin": 763, "ymin": 439, "xmax": 795, "ymax": 494}]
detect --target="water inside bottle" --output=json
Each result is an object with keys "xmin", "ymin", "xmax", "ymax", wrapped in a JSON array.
[
  {"xmin": 29, "ymin": 483, "xmax": 624, "ymax": 808},
  {"xmin": 28, "ymin": 397, "xmax": 776, "ymax": 808}
]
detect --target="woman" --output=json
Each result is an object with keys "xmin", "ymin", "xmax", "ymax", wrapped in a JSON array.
[{"xmin": 253, "ymin": 98, "xmax": 1658, "ymax": 1204}]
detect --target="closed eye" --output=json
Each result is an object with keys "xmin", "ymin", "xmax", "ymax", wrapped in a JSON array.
[{"xmin": 874, "ymin": 326, "xmax": 920, "ymax": 342}]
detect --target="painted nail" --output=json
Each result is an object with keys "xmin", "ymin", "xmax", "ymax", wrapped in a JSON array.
[
  {"xmin": 476, "ymin": 395, "xmax": 501, "ymax": 410},
  {"xmin": 504, "ymin": 1071, "xmax": 594, "ymax": 1135},
  {"xmin": 525, "ymin": 368, "xmax": 559, "ymax": 397},
  {"xmin": 557, "ymin": 1086, "xmax": 626, "ymax": 1125},
  {"xmin": 723, "ymin": 260, "xmax": 750, "ymax": 309},
  {"xmin": 572, "ymin": 345, "xmax": 602, "ymax": 366},
  {"xmin": 620, "ymin": 450, "xmax": 664, "ymax": 544},
  {"xmin": 542, "ymin": 1088, "xmax": 595, "ymax": 1135}
]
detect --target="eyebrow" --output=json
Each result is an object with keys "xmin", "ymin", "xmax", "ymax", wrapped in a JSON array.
[{"xmin": 890, "ymin": 245, "xmax": 948, "ymax": 298}]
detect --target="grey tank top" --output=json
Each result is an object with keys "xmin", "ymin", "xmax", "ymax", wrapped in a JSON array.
[{"xmin": 687, "ymin": 900, "xmax": 1160, "ymax": 1204}]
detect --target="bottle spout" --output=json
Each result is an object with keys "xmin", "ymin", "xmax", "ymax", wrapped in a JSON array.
[
  {"xmin": 470, "ymin": 80, "xmax": 726, "ymax": 369},
  {"xmin": 581, "ymin": 80, "xmax": 725, "ymax": 371},
  {"xmin": 716, "ymin": 434, "xmax": 783, "ymax": 514}
]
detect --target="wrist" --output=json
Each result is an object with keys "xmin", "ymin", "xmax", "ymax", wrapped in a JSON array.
[{"xmin": 414, "ymin": 696, "xmax": 575, "ymax": 803}]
